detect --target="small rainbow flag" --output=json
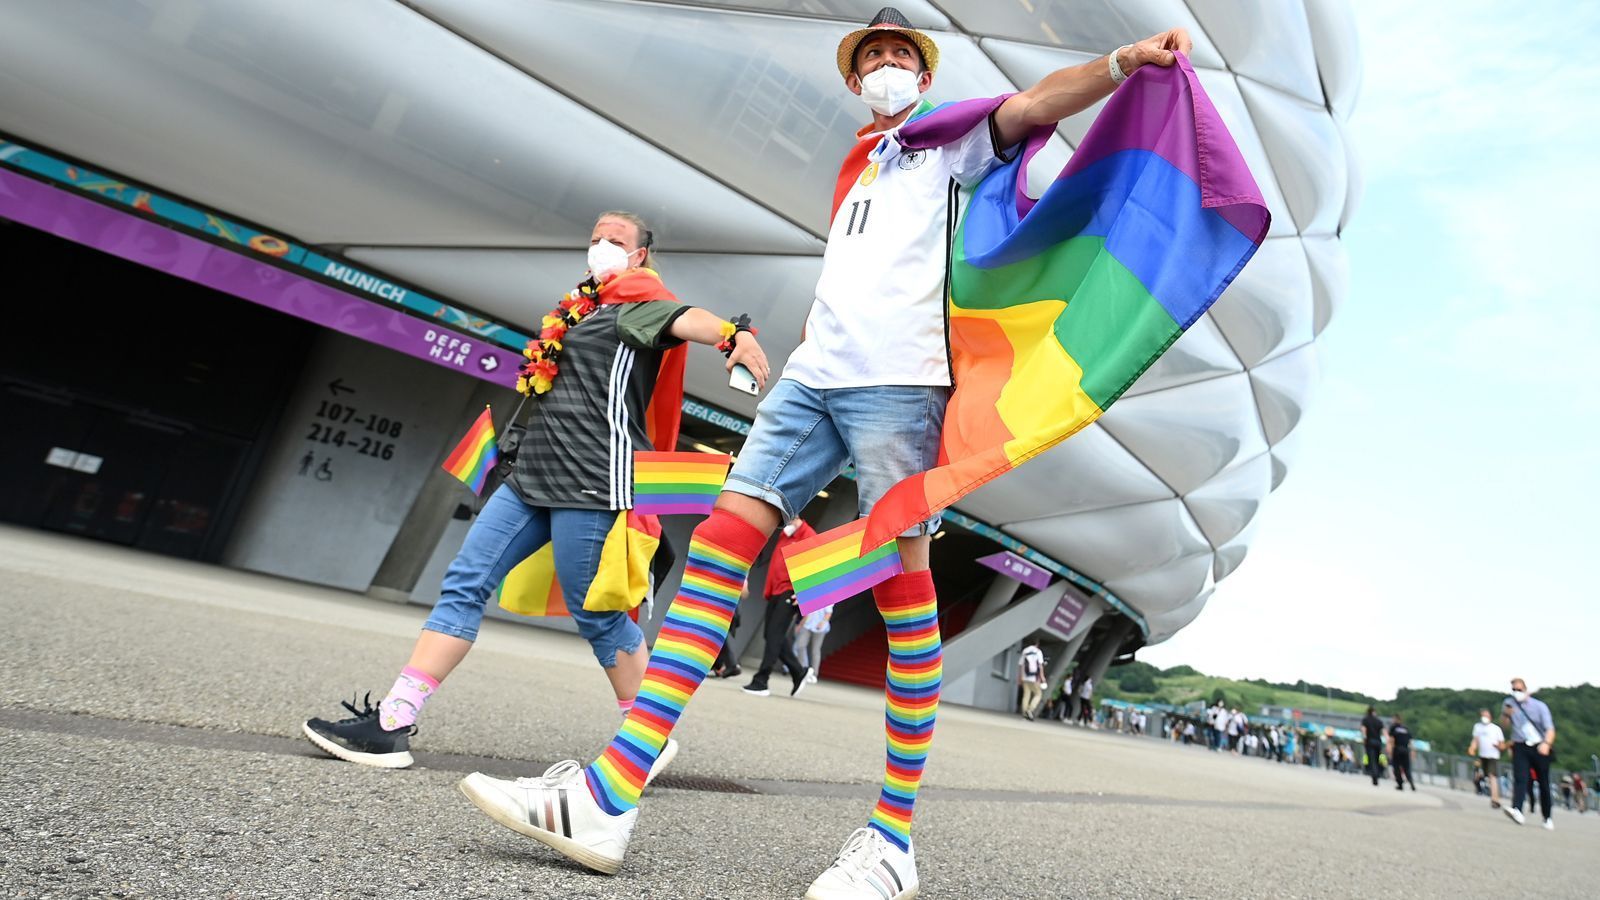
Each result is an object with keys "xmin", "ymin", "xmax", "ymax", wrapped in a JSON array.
[
  {"xmin": 631, "ymin": 450, "xmax": 731, "ymax": 516},
  {"xmin": 783, "ymin": 519, "xmax": 903, "ymax": 615},
  {"xmin": 441, "ymin": 406, "xmax": 499, "ymax": 495}
]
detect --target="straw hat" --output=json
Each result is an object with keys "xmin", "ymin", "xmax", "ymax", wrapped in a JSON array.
[{"xmin": 835, "ymin": 6, "xmax": 940, "ymax": 78}]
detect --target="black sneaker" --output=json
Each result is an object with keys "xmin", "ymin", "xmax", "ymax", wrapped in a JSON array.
[
  {"xmin": 790, "ymin": 666, "xmax": 814, "ymax": 698},
  {"xmin": 742, "ymin": 679, "xmax": 771, "ymax": 697},
  {"xmin": 302, "ymin": 692, "xmax": 415, "ymax": 768}
]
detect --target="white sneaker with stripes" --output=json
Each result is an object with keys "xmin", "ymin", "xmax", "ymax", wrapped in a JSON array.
[
  {"xmin": 805, "ymin": 827, "xmax": 919, "ymax": 900},
  {"xmin": 457, "ymin": 760, "xmax": 635, "ymax": 875}
]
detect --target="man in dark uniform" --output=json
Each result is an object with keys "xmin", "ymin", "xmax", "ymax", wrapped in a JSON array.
[
  {"xmin": 1387, "ymin": 713, "xmax": 1416, "ymax": 791},
  {"xmin": 1361, "ymin": 706, "xmax": 1386, "ymax": 787}
]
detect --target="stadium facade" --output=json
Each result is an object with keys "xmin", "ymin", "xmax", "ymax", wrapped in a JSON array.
[{"xmin": 0, "ymin": 1, "xmax": 1358, "ymax": 711}]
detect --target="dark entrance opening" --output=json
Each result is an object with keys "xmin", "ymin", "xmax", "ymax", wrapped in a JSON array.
[{"xmin": 0, "ymin": 217, "xmax": 313, "ymax": 559}]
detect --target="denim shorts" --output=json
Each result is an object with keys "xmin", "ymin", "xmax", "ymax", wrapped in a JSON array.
[
  {"xmin": 725, "ymin": 378, "xmax": 949, "ymax": 536},
  {"xmin": 422, "ymin": 484, "xmax": 643, "ymax": 667}
]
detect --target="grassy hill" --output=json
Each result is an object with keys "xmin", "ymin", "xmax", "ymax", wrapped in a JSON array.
[
  {"xmin": 1095, "ymin": 663, "xmax": 1372, "ymax": 716},
  {"xmin": 1096, "ymin": 663, "xmax": 1600, "ymax": 770}
]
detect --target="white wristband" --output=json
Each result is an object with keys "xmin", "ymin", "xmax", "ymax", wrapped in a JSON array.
[{"xmin": 1109, "ymin": 45, "xmax": 1132, "ymax": 84}]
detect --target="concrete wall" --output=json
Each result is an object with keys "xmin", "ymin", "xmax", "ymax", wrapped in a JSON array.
[
  {"xmin": 944, "ymin": 648, "xmax": 1021, "ymax": 711},
  {"xmin": 224, "ymin": 331, "xmax": 477, "ymax": 590}
]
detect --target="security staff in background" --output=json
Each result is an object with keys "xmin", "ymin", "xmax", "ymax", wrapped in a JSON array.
[{"xmin": 1361, "ymin": 706, "xmax": 1386, "ymax": 787}]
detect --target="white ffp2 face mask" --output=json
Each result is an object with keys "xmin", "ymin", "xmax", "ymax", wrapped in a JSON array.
[
  {"xmin": 857, "ymin": 65, "xmax": 920, "ymax": 116},
  {"xmin": 587, "ymin": 239, "xmax": 632, "ymax": 279}
]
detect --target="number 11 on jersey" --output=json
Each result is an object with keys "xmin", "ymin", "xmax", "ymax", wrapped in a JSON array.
[{"xmin": 845, "ymin": 198, "xmax": 872, "ymax": 236}]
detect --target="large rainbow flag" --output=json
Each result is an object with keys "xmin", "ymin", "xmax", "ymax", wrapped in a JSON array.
[{"xmin": 856, "ymin": 53, "xmax": 1270, "ymax": 551}]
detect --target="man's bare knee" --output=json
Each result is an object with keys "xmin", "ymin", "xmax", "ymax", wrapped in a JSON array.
[
  {"xmin": 896, "ymin": 534, "xmax": 932, "ymax": 572},
  {"xmin": 713, "ymin": 491, "xmax": 782, "ymax": 537}
]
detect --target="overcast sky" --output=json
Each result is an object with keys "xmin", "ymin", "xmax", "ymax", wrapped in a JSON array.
[{"xmin": 1138, "ymin": 1, "xmax": 1600, "ymax": 699}]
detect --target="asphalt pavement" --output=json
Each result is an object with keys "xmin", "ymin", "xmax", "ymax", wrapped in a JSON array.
[{"xmin": 1, "ymin": 525, "xmax": 1592, "ymax": 899}]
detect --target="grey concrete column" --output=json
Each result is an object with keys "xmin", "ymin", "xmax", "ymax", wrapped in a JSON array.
[
  {"xmin": 1043, "ymin": 639, "xmax": 1075, "ymax": 694},
  {"xmin": 1079, "ymin": 615, "xmax": 1138, "ymax": 689},
  {"xmin": 939, "ymin": 581, "xmax": 1066, "ymax": 685},
  {"xmin": 970, "ymin": 573, "xmax": 1021, "ymax": 626},
  {"xmin": 367, "ymin": 378, "xmax": 513, "ymax": 602}
]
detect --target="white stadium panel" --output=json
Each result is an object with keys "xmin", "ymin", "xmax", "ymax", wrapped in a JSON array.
[
  {"xmin": 1302, "ymin": 0, "xmax": 1364, "ymax": 120},
  {"xmin": 1144, "ymin": 588, "xmax": 1213, "ymax": 644},
  {"xmin": 1186, "ymin": 0, "xmax": 1324, "ymax": 105},
  {"xmin": 1103, "ymin": 550, "xmax": 1214, "ymax": 618},
  {"xmin": 1336, "ymin": 114, "xmax": 1364, "ymax": 232},
  {"xmin": 936, "ymin": 0, "xmax": 1226, "ymax": 69},
  {"xmin": 1212, "ymin": 516, "xmax": 1261, "ymax": 582},
  {"xmin": 1122, "ymin": 315, "xmax": 1244, "ymax": 398},
  {"xmin": 1005, "ymin": 499, "xmax": 1210, "ymax": 586},
  {"xmin": 1205, "ymin": 236, "xmax": 1315, "ymax": 368},
  {"xmin": 1181, "ymin": 452, "xmax": 1273, "ymax": 549},
  {"xmin": 955, "ymin": 423, "xmax": 1175, "ymax": 525},
  {"xmin": 1248, "ymin": 342, "xmax": 1320, "ymax": 447},
  {"xmin": 1302, "ymin": 234, "xmax": 1350, "ymax": 337},
  {"xmin": 1098, "ymin": 372, "xmax": 1269, "ymax": 496},
  {"xmin": 0, "ymin": 0, "xmax": 820, "ymax": 253},
  {"xmin": 1237, "ymin": 78, "xmax": 1348, "ymax": 236},
  {"xmin": 414, "ymin": 0, "xmax": 915, "ymax": 236},
  {"xmin": 1267, "ymin": 416, "xmax": 1310, "ymax": 492},
  {"xmin": 645, "ymin": 0, "xmax": 953, "ymax": 29},
  {"xmin": 1191, "ymin": 69, "xmax": 1297, "ymax": 238}
]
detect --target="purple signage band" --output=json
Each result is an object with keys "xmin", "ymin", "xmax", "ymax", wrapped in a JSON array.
[
  {"xmin": 0, "ymin": 167, "xmax": 523, "ymax": 388},
  {"xmin": 1046, "ymin": 590, "xmax": 1087, "ymax": 637},
  {"xmin": 976, "ymin": 550, "xmax": 1053, "ymax": 592}
]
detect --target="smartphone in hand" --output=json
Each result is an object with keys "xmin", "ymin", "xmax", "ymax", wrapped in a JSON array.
[{"xmin": 728, "ymin": 363, "xmax": 760, "ymax": 395}]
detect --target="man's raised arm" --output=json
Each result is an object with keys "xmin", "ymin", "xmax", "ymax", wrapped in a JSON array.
[{"xmin": 992, "ymin": 28, "xmax": 1193, "ymax": 148}]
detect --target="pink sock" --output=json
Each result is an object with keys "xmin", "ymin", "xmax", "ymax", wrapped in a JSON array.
[
  {"xmin": 378, "ymin": 666, "xmax": 439, "ymax": 731},
  {"xmin": 617, "ymin": 697, "xmax": 635, "ymax": 716}
]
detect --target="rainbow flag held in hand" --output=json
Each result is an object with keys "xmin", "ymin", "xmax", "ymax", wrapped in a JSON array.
[
  {"xmin": 784, "ymin": 519, "xmax": 904, "ymax": 615},
  {"xmin": 631, "ymin": 451, "xmax": 732, "ymax": 516},
  {"xmin": 859, "ymin": 53, "xmax": 1270, "ymax": 549},
  {"xmin": 441, "ymin": 406, "xmax": 499, "ymax": 496}
]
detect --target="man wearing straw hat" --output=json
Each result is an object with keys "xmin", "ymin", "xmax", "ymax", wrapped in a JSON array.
[{"xmin": 457, "ymin": 8, "xmax": 1191, "ymax": 897}]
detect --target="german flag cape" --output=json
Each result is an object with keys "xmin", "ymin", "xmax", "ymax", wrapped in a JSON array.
[
  {"xmin": 498, "ymin": 267, "xmax": 685, "ymax": 617},
  {"xmin": 860, "ymin": 54, "xmax": 1270, "ymax": 550}
]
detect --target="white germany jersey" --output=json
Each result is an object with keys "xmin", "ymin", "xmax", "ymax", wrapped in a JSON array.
[{"xmin": 782, "ymin": 109, "xmax": 1005, "ymax": 390}]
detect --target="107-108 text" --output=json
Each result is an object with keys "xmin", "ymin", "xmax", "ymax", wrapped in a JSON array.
[{"xmin": 306, "ymin": 400, "xmax": 403, "ymax": 461}]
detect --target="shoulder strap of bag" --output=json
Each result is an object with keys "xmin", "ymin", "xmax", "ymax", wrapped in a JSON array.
[{"xmin": 1511, "ymin": 697, "xmax": 1549, "ymax": 745}]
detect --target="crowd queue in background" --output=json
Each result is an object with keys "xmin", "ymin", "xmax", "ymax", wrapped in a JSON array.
[{"xmin": 1018, "ymin": 663, "xmax": 1591, "ymax": 829}]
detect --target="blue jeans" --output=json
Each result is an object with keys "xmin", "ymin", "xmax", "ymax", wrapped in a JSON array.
[
  {"xmin": 422, "ymin": 484, "xmax": 643, "ymax": 667},
  {"xmin": 725, "ymin": 379, "xmax": 949, "ymax": 536}
]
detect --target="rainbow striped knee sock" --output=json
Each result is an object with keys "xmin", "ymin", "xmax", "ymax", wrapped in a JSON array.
[
  {"xmin": 584, "ymin": 509, "xmax": 765, "ymax": 814},
  {"xmin": 868, "ymin": 569, "xmax": 942, "ymax": 850}
]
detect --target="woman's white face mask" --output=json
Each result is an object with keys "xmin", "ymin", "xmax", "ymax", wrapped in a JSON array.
[
  {"xmin": 857, "ymin": 65, "xmax": 920, "ymax": 117},
  {"xmin": 587, "ymin": 239, "xmax": 633, "ymax": 279}
]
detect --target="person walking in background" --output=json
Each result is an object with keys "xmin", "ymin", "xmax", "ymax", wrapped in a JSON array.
[
  {"xmin": 1572, "ymin": 772, "xmax": 1588, "ymax": 814},
  {"xmin": 1076, "ymin": 675, "xmax": 1096, "ymax": 725},
  {"xmin": 300, "ymin": 210, "xmax": 768, "ymax": 770},
  {"xmin": 1501, "ymin": 677, "xmax": 1557, "ymax": 829},
  {"xmin": 1387, "ymin": 713, "xmax": 1416, "ymax": 791},
  {"xmin": 797, "ymin": 603, "xmax": 831, "ymax": 683},
  {"xmin": 1017, "ymin": 639, "xmax": 1046, "ymax": 720},
  {"xmin": 742, "ymin": 517, "xmax": 818, "ymax": 697},
  {"xmin": 1468, "ymin": 707, "xmax": 1505, "ymax": 809},
  {"xmin": 1361, "ymin": 706, "xmax": 1386, "ymax": 786}
]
